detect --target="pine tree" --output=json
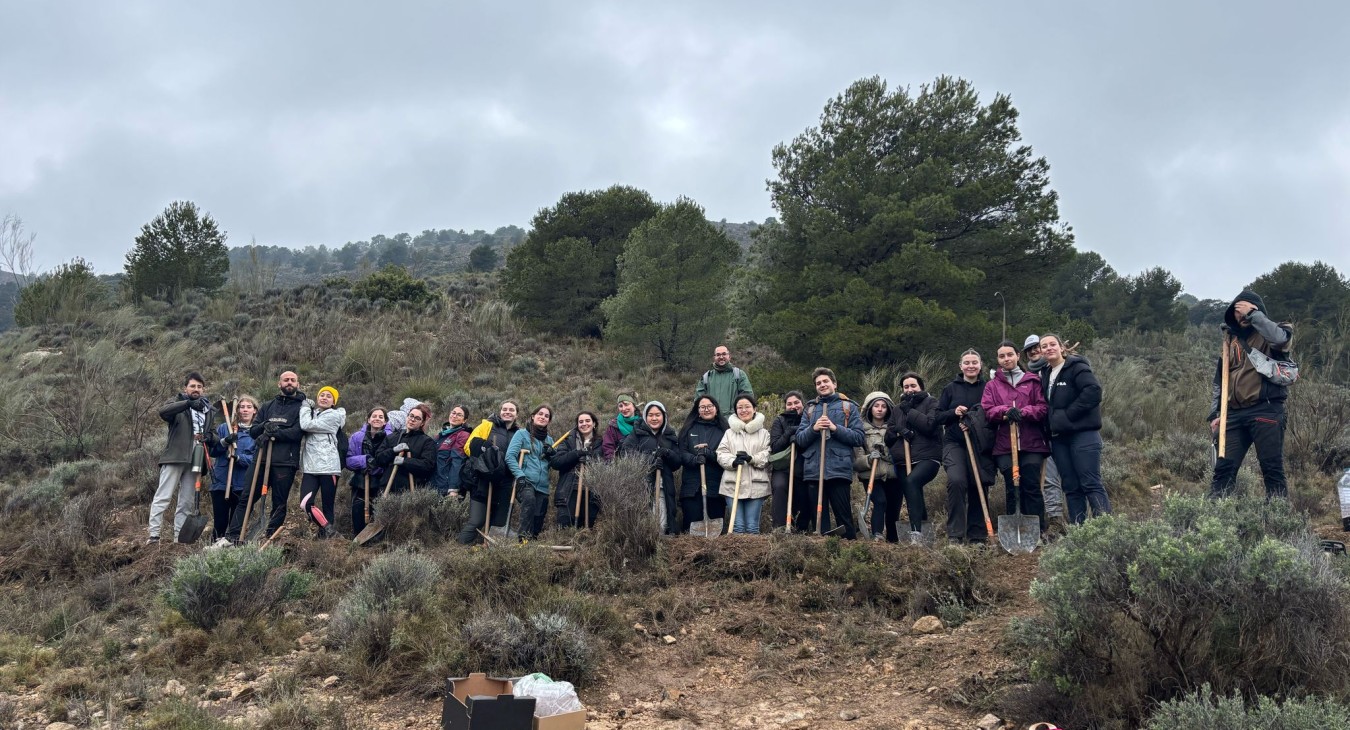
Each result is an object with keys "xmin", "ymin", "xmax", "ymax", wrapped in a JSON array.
[{"xmin": 124, "ymin": 201, "xmax": 229, "ymax": 302}]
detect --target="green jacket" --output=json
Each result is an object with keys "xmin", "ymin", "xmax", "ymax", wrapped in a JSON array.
[{"xmin": 695, "ymin": 365, "xmax": 754, "ymax": 417}]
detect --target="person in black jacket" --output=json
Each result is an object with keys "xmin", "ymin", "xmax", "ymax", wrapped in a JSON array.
[
  {"xmin": 149, "ymin": 372, "xmax": 211, "ymax": 544},
  {"xmin": 619, "ymin": 400, "xmax": 696, "ymax": 534},
  {"xmin": 770, "ymin": 391, "xmax": 808, "ymax": 532},
  {"xmin": 552, "ymin": 412, "xmax": 603, "ymax": 528},
  {"xmin": 457, "ymin": 401, "xmax": 521, "ymax": 545},
  {"xmin": 1039, "ymin": 334, "xmax": 1110, "ymax": 523},
  {"xmin": 935, "ymin": 351, "xmax": 996, "ymax": 544},
  {"xmin": 676, "ymin": 396, "xmax": 729, "ymax": 534},
  {"xmin": 887, "ymin": 372, "xmax": 941, "ymax": 539},
  {"xmin": 373, "ymin": 402, "xmax": 438, "ymax": 492},
  {"xmin": 226, "ymin": 370, "xmax": 306, "ymax": 544}
]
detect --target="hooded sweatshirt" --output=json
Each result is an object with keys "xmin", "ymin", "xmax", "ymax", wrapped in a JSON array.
[
  {"xmin": 1211, "ymin": 289, "xmax": 1294, "ymax": 416},
  {"xmin": 854, "ymin": 391, "xmax": 898, "ymax": 480},
  {"xmin": 299, "ymin": 403, "xmax": 348, "ymax": 475}
]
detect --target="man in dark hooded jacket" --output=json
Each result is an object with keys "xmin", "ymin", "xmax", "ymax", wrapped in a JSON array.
[
  {"xmin": 1209, "ymin": 290, "xmax": 1293, "ymax": 498},
  {"xmin": 226, "ymin": 370, "xmax": 306, "ymax": 543}
]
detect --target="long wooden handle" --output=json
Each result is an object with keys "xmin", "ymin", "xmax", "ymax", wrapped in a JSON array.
[
  {"xmin": 903, "ymin": 440, "xmax": 912, "ymax": 475},
  {"xmin": 816, "ymin": 408, "xmax": 827, "ymax": 536},
  {"xmin": 963, "ymin": 429, "xmax": 994, "ymax": 539},
  {"xmin": 363, "ymin": 471, "xmax": 370, "ymax": 523},
  {"xmin": 787, "ymin": 443, "xmax": 796, "ymax": 533},
  {"xmin": 574, "ymin": 466, "xmax": 585, "ymax": 521},
  {"xmin": 1219, "ymin": 334, "xmax": 1230, "ymax": 458},
  {"xmin": 1010, "ymin": 420, "xmax": 1021, "ymax": 483},
  {"xmin": 239, "ymin": 440, "xmax": 268, "ymax": 543},
  {"xmin": 728, "ymin": 464, "xmax": 743, "ymax": 533}
]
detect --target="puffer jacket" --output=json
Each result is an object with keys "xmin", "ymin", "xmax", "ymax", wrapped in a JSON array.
[
  {"xmin": 619, "ymin": 420, "xmax": 695, "ymax": 492},
  {"xmin": 1041, "ymin": 356, "xmax": 1103, "ymax": 436},
  {"xmin": 935, "ymin": 376, "xmax": 988, "ymax": 444},
  {"xmin": 793, "ymin": 393, "xmax": 866, "ymax": 482},
  {"xmin": 247, "ymin": 391, "xmax": 307, "ymax": 467},
  {"xmin": 551, "ymin": 430, "xmax": 601, "ymax": 505},
  {"xmin": 889, "ymin": 391, "xmax": 942, "ymax": 465},
  {"xmin": 678, "ymin": 418, "xmax": 726, "ymax": 499},
  {"xmin": 299, "ymin": 404, "xmax": 347, "ymax": 475},
  {"xmin": 507, "ymin": 428, "xmax": 553, "ymax": 495},
  {"xmin": 372, "ymin": 428, "xmax": 438, "ymax": 490},
  {"xmin": 716, "ymin": 412, "xmax": 771, "ymax": 499},
  {"xmin": 346, "ymin": 423, "xmax": 393, "ymax": 487},
  {"xmin": 981, "ymin": 368, "xmax": 1050, "ymax": 455},
  {"xmin": 853, "ymin": 392, "xmax": 899, "ymax": 481},
  {"xmin": 206, "ymin": 421, "xmax": 256, "ymax": 493}
]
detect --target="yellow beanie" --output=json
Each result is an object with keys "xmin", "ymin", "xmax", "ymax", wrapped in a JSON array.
[{"xmin": 318, "ymin": 386, "xmax": 340, "ymax": 405}]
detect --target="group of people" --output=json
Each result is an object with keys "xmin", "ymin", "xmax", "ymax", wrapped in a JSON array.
[{"xmin": 146, "ymin": 291, "xmax": 1293, "ymax": 547}]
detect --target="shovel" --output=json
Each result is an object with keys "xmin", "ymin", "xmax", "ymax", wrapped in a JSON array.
[
  {"xmin": 239, "ymin": 440, "xmax": 271, "ymax": 543},
  {"xmin": 726, "ymin": 463, "xmax": 744, "ymax": 535},
  {"xmin": 997, "ymin": 421, "xmax": 1039, "ymax": 555},
  {"xmin": 489, "ymin": 449, "xmax": 528, "ymax": 542},
  {"xmin": 816, "ymin": 420, "xmax": 827, "ymax": 536},
  {"xmin": 785, "ymin": 443, "xmax": 796, "ymax": 534},
  {"xmin": 859, "ymin": 456, "xmax": 879, "ymax": 538},
  {"xmin": 690, "ymin": 450, "xmax": 715, "ymax": 538},
  {"xmin": 962, "ymin": 427, "xmax": 995, "ymax": 545},
  {"xmin": 178, "ymin": 443, "xmax": 210, "ymax": 544},
  {"xmin": 354, "ymin": 463, "xmax": 400, "ymax": 545}
]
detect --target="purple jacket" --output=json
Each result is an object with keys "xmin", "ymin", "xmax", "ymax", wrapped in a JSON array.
[
  {"xmin": 601, "ymin": 415, "xmax": 639, "ymax": 461},
  {"xmin": 346, "ymin": 424, "xmax": 394, "ymax": 475},
  {"xmin": 980, "ymin": 369, "xmax": 1050, "ymax": 455}
]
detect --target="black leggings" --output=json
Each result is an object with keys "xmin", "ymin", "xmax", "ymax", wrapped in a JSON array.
[
  {"xmin": 210, "ymin": 490, "xmax": 239, "ymax": 541},
  {"xmin": 770, "ymin": 465, "xmax": 809, "ymax": 532}
]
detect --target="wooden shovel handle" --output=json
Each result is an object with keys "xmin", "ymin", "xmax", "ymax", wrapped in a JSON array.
[{"xmin": 963, "ymin": 429, "xmax": 994, "ymax": 539}]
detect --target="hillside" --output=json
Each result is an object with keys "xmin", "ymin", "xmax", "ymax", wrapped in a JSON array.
[{"xmin": 0, "ymin": 275, "xmax": 1346, "ymax": 729}]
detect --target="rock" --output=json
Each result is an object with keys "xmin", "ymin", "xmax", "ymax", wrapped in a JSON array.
[
  {"xmin": 976, "ymin": 713, "xmax": 1003, "ymax": 730},
  {"xmin": 662, "ymin": 635, "xmax": 677, "ymax": 645},
  {"xmin": 839, "ymin": 709, "xmax": 859, "ymax": 721},
  {"xmin": 46, "ymin": 723, "xmax": 78, "ymax": 730},
  {"xmin": 163, "ymin": 679, "xmax": 187, "ymax": 697},
  {"xmin": 297, "ymin": 632, "xmax": 320, "ymax": 650},
  {"xmin": 234, "ymin": 671, "xmax": 250, "ymax": 681},
  {"xmin": 312, "ymin": 613, "xmax": 329, "ymax": 621},
  {"xmin": 230, "ymin": 686, "xmax": 255, "ymax": 703},
  {"xmin": 911, "ymin": 615, "xmax": 945, "ymax": 634},
  {"xmin": 206, "ymin": 689, "xmax": 230, "ymax": 700},
  {"xmin": 119, "ymin": 696, "xmax": 144, "ymax": 711},
  {"xmin": 322, "ymin": 675, "xmax": 339, "ymax": 688},
  {"xmin": 633, "ymin": 622, "xmax": 646, "ymax": 632},
  {"xmin": 19, "ymin": 350, "xmax": 62, "ymax": 369}
]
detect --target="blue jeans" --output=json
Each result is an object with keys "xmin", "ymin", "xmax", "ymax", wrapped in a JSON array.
[
  {"xmin": 1051, "ymin": 430, "xmax": 1109, "ymax": 523},
  {"xmin": 725, "ymin": 496, "xmax": 764, "ymax": 534}
]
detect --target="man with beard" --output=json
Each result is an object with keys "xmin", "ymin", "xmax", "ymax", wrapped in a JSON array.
[
  {"xmin": 149, "ymin": 372, "xmax": 211, "ymax": 544},
  {"xmin": 225, "ymin": 370, "xmax": 307, "ymax": 544}
]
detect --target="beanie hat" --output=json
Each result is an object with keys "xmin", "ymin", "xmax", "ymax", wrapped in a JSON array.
[
  {"xmin": 1022, "ymin": 334, "xmax": 1040, "ymax": 352},
  {"xmin": 317, "ymin": 386, "xmax": 339, "ymax": 405}
]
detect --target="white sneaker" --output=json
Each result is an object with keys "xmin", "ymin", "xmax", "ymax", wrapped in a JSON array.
[{"xmin": 205, "ymin": 537, "xmax": 231, "ymax": 550}]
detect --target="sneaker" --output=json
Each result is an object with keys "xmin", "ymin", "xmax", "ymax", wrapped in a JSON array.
[{"xmin": 146, "ymin": 536, "xmax": 160, "ymax": 545}]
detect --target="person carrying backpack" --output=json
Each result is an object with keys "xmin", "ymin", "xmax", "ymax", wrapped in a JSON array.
[
  {"xmin": 457, "ymin": 400, "xmax": 521, "ymax": 544},
  {"xmin": 793, "ymin": 367, "xmax": 866, "ymax": 539},
  {"xmin": 695, "ymin": 345, "xmax": 754, "ymax": 418}
]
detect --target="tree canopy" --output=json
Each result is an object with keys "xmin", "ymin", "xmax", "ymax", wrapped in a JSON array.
[{"xmin": 124, "ymin": 201, "xmax": 229, "ymax": 302}]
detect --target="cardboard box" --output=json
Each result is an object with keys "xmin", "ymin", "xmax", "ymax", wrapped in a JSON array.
[{"xmin": 440, "ymin": 672, "xmax": 587, "ymax": 730}]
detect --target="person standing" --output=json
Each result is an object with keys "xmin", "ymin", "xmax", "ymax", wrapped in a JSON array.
[
  {"xmin": 457, "ymin": 401, "xmax": 521, "ymax": 544},
  {"xmin": 601, "ymin": 394, "xmax": 641, "ymax": 462},
  {"xmin": 346, "ymin": 407, "xmax": 391, "ymax": 536},
  {"xmin": 507, "ymin": 404, "xmax": 556, "ymax": 540},
  {"xmin": 856, "ymin": 391, "xmax": 902, "ymax": 542},
  {"xmin": 206, "ymin": 395, "xmax": 257, "ymax": 547},
  {"xmin": 1039, "ymin": 334, "xmax": 1110, "ymax": 522},
  {"xmin": 620, "ymin": 401, "xmax": 696, "ymax": 534},
  {"xmin": 695, "ymin": 345, "xmax": 754, "ymax": 418},
  {"xmin": 676, "ymin": 395, "xmax": 729, "ymax": 534},
  {"xmin": 769, "ymin": 391, "xmax": 808, "ymax": 532},
  {"xmin": 793, "ymin": 368, "xmax": 865, "ymax": 539},
  {"xmin": 936, "ymin": 351, "xmax": 996, "ymax": 544},
  {"xmin": 716, "ymin": 394, "xmax": 772, "ymax": 534},
  {"xmin": 982, "ymin": 342, "xmax": 1050, "ymax": 531},
  {"xmin": 1023, "ymin": 335, "xmax": 1067, "ymax": 535},
  {"xmin": 373, "ymin": 402, "xmax": 438, "ymax": 492},
  {"xmin": 149, "ymin": 372, "xmax": 211, "ymax": 544},
  {"xmin": 1209, "ymin": 290, "xmax": 1294, "ymax": 499},
  {"xmin": 226, "ymin": 371, "xmax": 306, "ymax": 544},
  {"xmin": 551, "ymin": 412, "xmax": 603, "ymax": 528},
  {"xmin": 298, "ymin": 386, "xmax": 346, "ymax": 538},
  {"xmin": 888, "ymin": 373, "xmax": 940, "ymax": 539},
  {"xmin": 435, "ymin": 405, "xmax": 472, "ymax": 498}
]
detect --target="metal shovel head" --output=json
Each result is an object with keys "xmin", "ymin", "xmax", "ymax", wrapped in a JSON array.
[
  {"xmin": 354, "ymin": 521, "xmax": 385, "ymax": 545},
  {"xmin": 178, "ymin": 512, "xmax": 208, "ymax": 544},
  {"xmin": 997, "ymin": 513, "xmax": 1040, "ymax": 555},
  {"xmin": 908, "ymin": 521, "xmax": 937, "ymax": 547}
]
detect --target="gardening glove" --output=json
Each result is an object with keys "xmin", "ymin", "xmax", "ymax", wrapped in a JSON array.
[
  {"xmin": 867, "ymin": 450, "xmax": 882, "ymax": 464},
  {"xmin": 734, "ymin": 451, "xmax": 751, "ymax": 466},
  {"xmin": 222, "ymin": 431, "xmax": 239, "ymax": 445},
  {"xmin": 393, "ymin": 455, "xmax": 405, "ymax": 466},
  {"xmin": 1007, "ymin": 407, "xmax": 1022, "ymax": 423},
  {"xmin": 653, "ymin": 447, "xmax": 670, "ymax": 462},
  {"xmin": 391, "ymin": 442, "xmax": 409, "ymax": 453},
  {"xmin": 694, "ymin": 453, "xmax": 706, "ymax": 465},
  {"xmin": 543, "ymin": 444, "xmax": 557, "ymax": 460},
  {"xmin": 303, "ymin": 398, "xmax": 315, "ymax": 409},
  {"xmin": 263, "ymin": 421, "xmax": 281, "ymax": 438},
  {"xmin": 694, "ymin": 445, "xmax": 711, "ymax": 458},
  {"xmin": 193, "ymin": 397, "xmax": 210, "ymax": 411}
]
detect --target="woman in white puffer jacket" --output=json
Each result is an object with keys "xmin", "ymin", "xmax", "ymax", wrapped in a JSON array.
[
  {"xmin": 299, "ymin": 385, "xmax": 347, "ymax": 538},
  {"xmin": 716, "ymin": 394, "xmax": 772, "ymax": 534}
]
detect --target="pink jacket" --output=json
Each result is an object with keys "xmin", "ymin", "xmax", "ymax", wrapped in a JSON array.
[{"xmin": 980, "ymin": 369, "xmax": 1050, "ymax": 455}]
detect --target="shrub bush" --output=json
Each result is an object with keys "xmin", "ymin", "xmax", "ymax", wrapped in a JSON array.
[
  {"xmin": 461, "ymin": 610, "xmax": 598, "ymax": 685},
  {"xmin": 163, "ymin": 547, "xmax": 311, "ymax": 630},
  {"xmin": 581, "ymin": 455, "xmax": 661, "ymax": 570},
  {"xmin": 352, "ymin": 265, "xmax": 433, "ymax": 306},
  {"xmin": 330, "ymin": 549, "xmax": 440, "ymax": 664},
  {"xmin": 1024, "ymin": 494, "xmax": 1350, "ymax": 727},
  {"xmin": 374, "ymin": 490, "xmax": 468, "ymax": 546},
  {"xmin": 1144, "ymin": 686, "xmax": 1350, "ymax": 729}
]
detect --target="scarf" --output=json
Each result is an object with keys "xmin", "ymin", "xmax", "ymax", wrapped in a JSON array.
[{"xmin": 614, "ymin": 412, "xmax": 640, "ymax": 437}]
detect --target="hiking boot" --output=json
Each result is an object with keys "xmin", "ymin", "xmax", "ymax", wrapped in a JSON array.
[
  {"xmin": 1046, "ymin": 515, "xmax": 1069, "ymax": 540},
  {"xmin": 146, "ymin": 536, "xmax": 160, "ymax": 545}
]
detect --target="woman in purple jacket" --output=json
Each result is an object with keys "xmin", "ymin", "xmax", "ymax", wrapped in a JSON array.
[
  {"xmin": 346, "ymin": 406, "xmax": 392, "ymax": 535},
  {"xmin": 980, "ymin": 340, "xmax": 1050, "ymax": 530}
]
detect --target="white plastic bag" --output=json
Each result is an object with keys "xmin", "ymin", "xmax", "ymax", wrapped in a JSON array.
[{"xmin": 514, "ymin": 673, "xmax": 583, "ymax": 718}]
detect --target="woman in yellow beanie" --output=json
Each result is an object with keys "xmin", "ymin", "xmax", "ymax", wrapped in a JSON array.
[{"xmin": 299, "ymin": 385, "xmax": 346, "ymax": 538}]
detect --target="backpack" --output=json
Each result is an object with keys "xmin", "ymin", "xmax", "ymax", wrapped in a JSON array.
[
  {"xmin": 336, "ymin": 425, "xmax": 349, "ymax": 465},
  {"xmin": 701, "ymin": 367, "xmax": 744, "ymax": 389},
  {"xmin": 463, "ymin": 424, "xmax": 507, "ymax": 486}
]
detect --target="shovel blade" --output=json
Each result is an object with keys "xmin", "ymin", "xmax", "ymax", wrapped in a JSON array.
[
  {"xmin": 354, "ymin": 521, "xmax": 385, "ymax": 545},
  {"xmin": 177, "ymin": 514, "xmax": 208, "ymax": 544},
  {"xmin": 997, "ymin": 514, "xmax": 1040, "ymax": 555},
  {"xmin": 909, "ymin": 521, "xmax": 937, "ymax": 546}
]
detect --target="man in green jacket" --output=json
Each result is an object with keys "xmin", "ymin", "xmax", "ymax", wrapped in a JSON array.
[{"xmin": 695, "ymin": 345, "xmax": 754, "ymax": 418}]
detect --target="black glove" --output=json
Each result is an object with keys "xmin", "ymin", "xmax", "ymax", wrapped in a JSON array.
[
  {"xmin": 193, "ymin": 397, "xmax": 210, "ymax": 411},
  {"xmin": 654, "ymin": 447, "xmax": 671, "ymax": 462},
  {"xmin": 579, "ymin": 448, "xmax": 593, "ymax": 464},
  {"xmin": 543, "ymin": 445, "xmax": 557, "ymax": 460},
  {"xmin": 204, "ymin": 431, "xmax": 220, "ymax": 448},
  {"xmin": 1007, "ymin": 407, "xmax": 1022, "ymax": 423},
  {"xmin": 897, "ymin": 394, "xmax": 913, "ymax": 412},
  {"xmin": 263, "ymin": 421, "xmax": 281, "ymax": 438},
  {"xmin": 695, "ymin": 445, "xmax": 711, "ymax": 458},
  {"xmin": 870, "ymin": 443, "xmax": 884, "ymax": 455},
  {"xmin": 734, "ymin": 451, "xmax": 751, "ymax": 466},
  {"xmin": 695, "ymin": 453, "xmax": 707, "ymax": 465},
  {"xmin": 222, "ymin": 431, "xmax": 239, "ymax": 446}
]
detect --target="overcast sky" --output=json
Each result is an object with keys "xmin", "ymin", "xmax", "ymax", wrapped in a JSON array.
[{"xmin": 2, "ymin": 2, "xmax": 1346, "ymax": 300}]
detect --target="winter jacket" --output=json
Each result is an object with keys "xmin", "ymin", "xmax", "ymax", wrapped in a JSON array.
[
  {"xmin": 1040, "ymin": 356, "xmax": 1103, "ymax": 436},
  {"xmin": 619, "ymin": 420, "xmax": 696, "ymax": 493},
  {"xmin": 793, "ymin": 394, "xmax": 866, "ymax": 482},
  {"xmin": 716, "ymin": 412, "xmax": 771, "ymax": 499},
  {"xmin": 678, "ymin": 418, "xmax": 727, "ymax": 499},
  {"xmin": 551, "ymin": 430, "xmax": 601, "ymax": 506},
  {"xmin": 695, "ymin": 364, "xmax": 755, "ymax": 417},
  {"xmin": 601, "ymin": 414, "xmax": 640, "ymax": 461},
  {"xmin": 981, "ymin": 369, "xmax": 1050, "ymax": 455},
  {"xmin": 373, "ymin": 428, "xmax": 438, "ymax": 489},
  {"xmin": 434, "ymin": 424, "xmax": 471, "ymax": 494},
  {"xmin": 346, "ymin": 424, "xmax": 393, "ymax": 482},
  {"xmin": 463, "ymin": 415, "xmax": 520, "ymax": 500},
  {"xmin": 935, "ymin": 376, "xmax": 988, "ymax": 445},
  {"xmin": 888, "ymin": 391, "xmax": 942, "ymax": 465},
  {"xmin": 770, "ymin": 411, "xmax": 806, "ymax": 472},
  {"xmin": 852, "ymin": 392, "xmax": 899, "ymax": 481},
  {"xmin": 159, "ymin": 394, "xmax": 211, "ymax": 466},
  {"xmin": 507, "ymin": 428, "xmax": 553, "ymax": 495},
  {"xmin": 206, "ymin": 421, "xmax": 256, "ymax": 493},
  {"xmin": 247, "ymin": 391, "xmax": 307, "ymax": 468},
  {"xmin": 299, "ymin": 404, "xmax": 347, "ymax": 475},
  {"xmin": 1210, "ymin": 289, "xmax": 1294, "ymax": 417}
]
